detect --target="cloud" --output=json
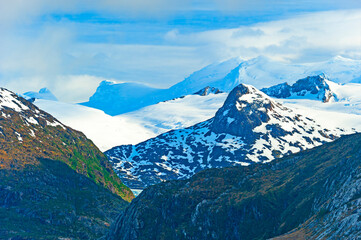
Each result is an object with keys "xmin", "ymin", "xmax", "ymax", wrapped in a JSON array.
[
  {"xmin": 0, "ymin": 1, "xmax": 360, "ymax": 103},
  {"xmin": 0, "ymin": 0, "xmax": 191, "ymax": 27},
  {"xmin": 164, "ymin": 9, "xmax": 361, "ymax": 62},
  {"xmin": 3, "ymin": 75, "xmax": 106, "ymax": 103}
]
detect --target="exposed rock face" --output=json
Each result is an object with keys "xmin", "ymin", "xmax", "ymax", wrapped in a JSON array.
[
  {"xmin": 107, "ymin": 133, "xmax": 361, "ymax": 240},
  {"xmin": 0, "ymin": 159, "xmax": 128, "ymax": 239},
  {"xmin": 261, "ymin": 74, "xmax": 337, "ymax": 102},
  {"xmin": 0, "ymin": 87, "xmax": 133, "ymax": 238},
  {"xmin": 194, "ymin": 86, "xmax": 223, "ymax": 96},
  {"xmin": 211, "ymin": 84, "xmax": 273, "ymax": 141},
  {"xmin": 106, "ymin": 84, "xmax": 347, "ymax": 189},
  {"xmin": 261, "ymin": 82, "xmax": 292, "ymax": 99}
]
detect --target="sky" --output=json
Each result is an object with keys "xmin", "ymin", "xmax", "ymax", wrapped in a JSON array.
[{"xmin": 0, "ymin": 0, "xmax": 360, "ymax": 102}]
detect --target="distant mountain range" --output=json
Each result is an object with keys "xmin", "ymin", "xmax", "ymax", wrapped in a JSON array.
[
  {"xmin": 105, "ymin": 83, "xmax": 351, "ymax": 189},
  {"xmin": 82, "ymin": 56, "xmax": 361, "ymax": 116},
  {"xmin": 108, "ymin": 132, "xmax": 361, "ymax": 240},
  {"xmin": 33, "ymin": 74, "xmax": 361, "ymax": 154}
]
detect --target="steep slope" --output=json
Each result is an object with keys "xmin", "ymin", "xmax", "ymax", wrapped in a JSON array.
[
  {"xmin": 0, "ymin": 87, "xmax": 132, "ymax": 200},
  {"xmin": 108, "ymin": 133, "xmax": 361, "ymax": 240},
  {"xmin": 106, "ymin": 84, "xmax": 349, "ymax": 189},
  {"xmin": 0, "ymin": 159, "xmax": 129, "ymax": 239},
  {"xmin": 0, "ymin": 87, "xmax": 134, "ymax": 238},
  {"xmin": 261, "ymin": 74, "xmax": 336, "ymax": 102}
]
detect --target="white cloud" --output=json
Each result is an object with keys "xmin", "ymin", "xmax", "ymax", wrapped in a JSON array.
[
  {"xmin": 164, "ymin": 9, "xmax": 361, "ymax": 62},
  {"xmin": 0, "ymin": 1, "xmax": 360, "ymax": 103},
  {"xmin": 4, "ymin": 75, "xmax": 107, "ymax": 103}
]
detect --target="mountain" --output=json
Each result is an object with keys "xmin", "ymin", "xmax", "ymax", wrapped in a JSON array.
[
  {"xmin": 107, "ymin": 132, "xmax": 361, "ymax": 240},
  {"xmin": 83, "ymin": 56, "xmax": 361, "ymax": 115},
  {"xmin": 261, "ymin": 74, "xmax": 337, "ymax": 102},
  {"xmin": 81, "ymin": 80, "xmax": 167, "ymax": 115},
  {"xmin": 22, "ymin": 87, "xmax": 58, "ymax": 101},
  {"xmin": 105, "ymin": 84, "xmax": 349, "ymax": 189},
  {"xmin": 173, "ymin": 55, "xmax": 361, "ymax": 93},
  {"xmin": 0, "ymin": 87, "xmax": 133, "ymax": 238}
]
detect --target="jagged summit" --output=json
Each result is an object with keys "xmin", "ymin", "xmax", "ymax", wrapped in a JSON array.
[
  {"xmin": 261, "ymin": 74, "xmax": 337, "ymax": 102},
  {"xmin": 106, "ymin": 84, "xmax": 349, "ymax": 189},
  {"xmin": 211, "ymin": 84, "xmax": 273, "ymax": 139},
  {"xmin": 22, "ymin": 87, "xmax": 58, "ymax": 101}
]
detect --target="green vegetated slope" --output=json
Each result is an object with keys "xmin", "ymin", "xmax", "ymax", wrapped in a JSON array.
[
  {"xmin": 108, "ymin": 133, "xmax": 361, "ymax": 240},
  {"xmin": 0, "ymin": 88, "xmax": 134, "ymax": 238}
]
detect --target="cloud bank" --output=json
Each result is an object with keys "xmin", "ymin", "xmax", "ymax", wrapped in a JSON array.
[{"xmin": 0, "ymin": 0, "xmax": 360, "ymax": 102}]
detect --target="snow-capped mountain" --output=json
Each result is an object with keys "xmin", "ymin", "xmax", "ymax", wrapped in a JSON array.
[
  {"xmin": 171, "ymin": 56, "xmax": 361, "ymax": 93},
  {"xmin": 81, "ymin": 80, "xmax": 167, "ymax": 115},
  {"xmin": 0, "ymin": 87, "xmax": 133, "ymax": 238},
  {"xmin": 83, "ymin": 56, "xmax": 361, "ymax": 115},
  {"xmin": 22, "ymin": 88, "xmax": 58, "ymax": 101},
  {"xmin": 106, "ymin": 84, "xmax": 351, "ymax": 189},
  {"xmin": 261, "ymin": 74, "xmax": 336, "ymax": 102}
]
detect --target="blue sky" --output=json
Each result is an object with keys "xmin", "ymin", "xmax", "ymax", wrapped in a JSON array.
[{"xmin": 0, "ymin": 0, "xmax": 360, "ymax": 102}]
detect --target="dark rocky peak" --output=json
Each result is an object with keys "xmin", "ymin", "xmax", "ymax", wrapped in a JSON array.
[
  {"xmin": 211, "ymin": 84, "xmax": 277, "ymax": 139},
  {"xmin": 261, "ymin": 74, "xmax": 337, "ymax": 102},
  {"xmin": 193, "ymin": 86, "xmax": 223, "ymax": 96},
  {"xmin": 292, "ymin": 74, "xmax": 329, "ymax": 92},
  {"xmin": 261, "ymin": 82, "xmax": 291, "ymax": 98}
]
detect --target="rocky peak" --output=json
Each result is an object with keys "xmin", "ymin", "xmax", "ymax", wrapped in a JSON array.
[
  {"xmin": 193, "ymin": 86, "xmax": 223, "ymax": 96},
  {"xmin": 261, "ymin": 74, "xmax": 337, "ymax": 102},
  {"xmin": 260, "ymin": 82, "xmax": 291, "ymax": 98},
  {"xmin": 211, "ymin": 84, "xmax": 275, "ymax": 139}
]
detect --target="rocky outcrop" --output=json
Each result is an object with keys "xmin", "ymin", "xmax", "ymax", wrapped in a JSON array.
[
  {"xmin": 107, "ymin": 133, "xmax": 361, "ymax": 240},
  {"xmin": 193, "ymin": 86, "xmax": 223, "ymax": 96},
  {"xmin": 261, "ymin": 74, "xmax": 337, "ymax": 102}
]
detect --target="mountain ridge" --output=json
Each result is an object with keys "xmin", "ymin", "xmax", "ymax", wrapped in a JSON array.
[
  {"xmin": 106, "ymin": 84, "xmax": 349, "ymax": 189},
  {"xmin": 82, "ymin": 56, "xmax": 361, "ymax": 115},
  {"xmin": 107, "ymin": 132, "xmax": 361, "ymax": 240},
  {"xmin": 0, "ymin": 87, "xmax": 135, "ymax": 238},
  {"xmin": 0, "ymin": 87, "xmax": 133, "ymax": 200}
]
